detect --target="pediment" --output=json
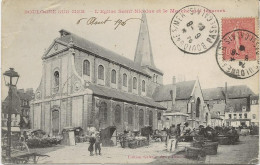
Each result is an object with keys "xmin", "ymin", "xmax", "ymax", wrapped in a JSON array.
[{"xmin": 42, "ymin": 42, "xmax": 68, "ymax": 59}]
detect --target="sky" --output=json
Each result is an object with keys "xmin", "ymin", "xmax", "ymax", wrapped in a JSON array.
[{"xmin": 1, "ymin": 0, "xmax": 259, "ymax": 99}]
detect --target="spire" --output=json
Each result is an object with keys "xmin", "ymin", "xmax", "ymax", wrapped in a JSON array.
[{"xmin": 134, "ymin": 13, "xmax": 156, "ymax": 68}]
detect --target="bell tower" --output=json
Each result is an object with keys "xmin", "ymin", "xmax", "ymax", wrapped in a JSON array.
[{"xmin": 134, "ymin": 13, "xmax": 163, "ymax": 85}]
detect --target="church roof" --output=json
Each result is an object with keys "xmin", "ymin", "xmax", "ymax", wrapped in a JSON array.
[
  {"xmin": 134, "ymin": 13, "xmax": 163, "ymax": 74},
  {"xmin": 55, "ymin": 30, "xmax": 150, "ymax": 77},
  {"xmin": 202, "ymin": 85, "xmax": 255, "ymax": 100},
  {"xmin": 152, "ymin": 80, "xmax": 196, "ymax": 102},
  {"xmin": 88, "ymin": 84, "xmax": 166, "ymax": 110}
]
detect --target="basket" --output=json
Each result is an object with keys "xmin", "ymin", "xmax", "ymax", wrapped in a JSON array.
[
  {"xmin": 128, "ymin": 140, "xmax": 137, "ymax": 149},
  {"xmin": 217, "ymin": 136, "xmax": 230, "ymax": 145},
  {"xmin": 202, "ymin": 142, "xmax": 218, "ymax": 155},
  {"xmin": 185, "ymin": 147, "xmax": 202, "ymax": 159},
  {"xmin": 193, "ymin": 141, "xmax": 204, "ymax": 148},
  {"xmin": 194, "ymin": 136, "xmax": 205, "ymax": 142}
]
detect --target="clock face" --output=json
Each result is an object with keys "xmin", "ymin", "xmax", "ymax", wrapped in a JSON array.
[{"xmin": 74, "ymin": 81, "xmax": 81, "ymax": 92}]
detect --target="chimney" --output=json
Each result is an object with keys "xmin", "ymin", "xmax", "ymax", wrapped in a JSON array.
[
  {"xmin": 225, "ymin": 82, "xmax": 228, "ymax": 104},
  {"xmin": 172, "ymin": 76, "xmax": 176, "ymax": 107}
]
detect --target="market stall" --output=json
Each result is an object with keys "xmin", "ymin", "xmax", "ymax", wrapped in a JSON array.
[{"xmin": 100, "ymin": 126, "xmax": 116, "ymax": 147}]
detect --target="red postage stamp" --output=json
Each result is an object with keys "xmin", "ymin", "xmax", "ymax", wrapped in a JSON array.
[{"xmin": 221, "ymin": 18, "xmax": 256, "ymax": 61}]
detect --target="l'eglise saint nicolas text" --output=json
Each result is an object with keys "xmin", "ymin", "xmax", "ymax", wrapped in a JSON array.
[{"xmin": 95, "ymin": 9, "xmax": 155, "ymax": 14}]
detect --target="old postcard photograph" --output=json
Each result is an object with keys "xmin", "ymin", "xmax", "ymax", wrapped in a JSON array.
[{"xmin": 1, "ymin": 0, "xmax": 259, "ymax": 164}]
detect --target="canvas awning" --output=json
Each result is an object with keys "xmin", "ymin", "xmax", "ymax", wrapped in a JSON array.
[
  {"xmin": 2, "ymin": 127, "xmax": 20, "ymax": 132},
  {"xmin": 163, "ymin": 112, "xmax": 189, "ymax": 117}
]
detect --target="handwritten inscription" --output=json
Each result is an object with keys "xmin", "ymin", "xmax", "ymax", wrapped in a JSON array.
[{"xmin": 76, "ymin": 17, "xmax": 143, "ymax": 30}]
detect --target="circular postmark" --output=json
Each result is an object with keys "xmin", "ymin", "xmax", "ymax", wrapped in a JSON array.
[
  {"xmin": 216, "ymin": 29, "xmax": 259, "ymax": 79},
  {"xmin": 170, "ymin": 5, "xmax": 219, "ymax": 54}
]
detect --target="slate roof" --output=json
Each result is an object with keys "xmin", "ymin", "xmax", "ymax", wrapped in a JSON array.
[
  {"xmin": 210, "ymin": 103, "xmax": 226, "ymax": 115},
  {"xmin": 210, "ymin": 112, "xmax": 222, "ymax": 119},
  {"xmin": 54, "ymin": 30, "xmax": 150, "ymax": 77},
  {"xmin": 226, "ymin": 98, "xmax": 249, "ymax": 112},
  {"xmin": 152, "ymin": 80, "xmax": 196, "ymax": 102},
  {"xmin": 88, "ymin": 84, "xmax": 166, "ymax": 110},
  {"xmin": 202, "ymin": 85, "xmax": 255, "ymax": 101}
]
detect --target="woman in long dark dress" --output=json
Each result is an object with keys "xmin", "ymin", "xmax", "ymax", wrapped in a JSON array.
[{"xmin": 88, "ymin": 133, "xmax": 96, "ymax": 156}]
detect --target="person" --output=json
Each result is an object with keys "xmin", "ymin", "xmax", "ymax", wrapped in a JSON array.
[
  {"xmin": 175, "ymin": 124, "xmax": 182, "ymax": 149},
  {"xmin": 167, "ymin": 124, "xmax": 177, "ymax": 152},
  {"xmin": 95, "ymin": 132, "xmax": 102, "ymax": 155},
  {"xmin": 88, "ymin": 133, "xmax": 96, "ymax": 156},
  {"xmin": 182, "ymin": 122, "xmax": 191, "ymax": 136},
  {"xmin": 169, "ymin": 124, "xmax": 176, "ymax": 137}
]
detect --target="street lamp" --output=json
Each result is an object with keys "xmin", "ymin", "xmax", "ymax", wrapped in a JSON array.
[{"xmin": 3, "ymin": 68, "xmax": 19, "ymax": 162}]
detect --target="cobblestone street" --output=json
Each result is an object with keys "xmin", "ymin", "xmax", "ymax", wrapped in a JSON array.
[{"xmin": 36, "ymin": 135, "xmax": 259, "ymax": 164}]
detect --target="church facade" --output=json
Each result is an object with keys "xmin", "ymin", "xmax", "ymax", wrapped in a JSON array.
[{"xmin": 31, "ymin": 14, "xmax": 166, "ymax": 136}]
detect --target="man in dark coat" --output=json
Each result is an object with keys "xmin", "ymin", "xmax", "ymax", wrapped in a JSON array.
[
  {"xmin": 88, "ymin": 133, "xmax": 96, "ymax": 156},
  {"xmin": 95, "ymin": 132, "xmax": 102, "ymax": 155}
]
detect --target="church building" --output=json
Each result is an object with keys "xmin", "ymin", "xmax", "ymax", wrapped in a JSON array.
[{"xmin": 31, "ymin": 14, "xmax": 166, "ymax": 135}]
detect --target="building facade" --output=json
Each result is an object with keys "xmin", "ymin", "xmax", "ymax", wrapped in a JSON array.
[
  {"xmin": 203, "ymin": 84, "xmax": 256, "ymax": 127},
  {"xmin": 249, "ymin": 95, "xmax": 259, "ymax": 126},
  {"xmin": 31, "ymin": 14, "xmax": 166, "ymax": 136},
  {"xmin": 2, "ymin": 88, "xmax": 34, "ymax": 132},
  {"xmin": 153, "ymin": 77, "xmax": 210, "ymax": 128}
]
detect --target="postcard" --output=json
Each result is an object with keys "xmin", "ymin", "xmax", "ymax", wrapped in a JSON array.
[{"xmin": 1, "ymin": 0, "xmax": 259, "ymax": 164}]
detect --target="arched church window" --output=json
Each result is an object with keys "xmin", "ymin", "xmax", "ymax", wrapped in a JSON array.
[
  {"xmin": 98, "ymin": 65, "xmax": 104, "ymax": 80},
  {"xmin": 133, "ymin": 77, "xmax": 137, "ymax": 90},
  {"xmin": 196, "ymin": 98, "xmax": 201, "ymax": 118},
  {"xmin": 142, "ymin": 80, "xmax": 146, "ymax": 92},
  {"xmin": 54, "ymin": 71, "xmax": 59, "ymax": 92},
  {"xmin": 123, "ymin": 73, "xmax": 127, "ymax": 87},
  {"xmin": 83, "ymin": 60, "xmax": 90, "ymax": 76},
  {"xmin": 149, "ymin": 111, "xmax": 153, "ymax": 126},
  {"xmin": 115, "ymin": 105, "xmax": 121, "ymax": 123},
  {"xmin": 128, "ymin": 107, "xmax": 133, "ymax": 124},
  {"xmin": 157, "ymin": 112, "xmax": 161, "ymax": 120},
  {"xmin": 100, "ymin": 102, "xmax": 107, "ymax": 122},
  {"xmin": 139, "ymin": 109, "xmax": 144, "ymax": 127},
  {"xmin": 111, "ymin": 69, "xmax": 116, "ymax": 84}
]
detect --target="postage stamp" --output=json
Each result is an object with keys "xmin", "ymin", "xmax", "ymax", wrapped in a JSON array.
[
  {"xmin": 216, "ymin": 18, "xmax": 259, "ymax": 79},
  {"xmin": 222, "ymin": 18, "xmax": 256, "ymax": 61},
  {"xmin": 170, "ymin": 5, "xmax": 219, "ymax": 54}
]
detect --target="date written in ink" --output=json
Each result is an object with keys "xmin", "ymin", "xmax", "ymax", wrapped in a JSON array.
[{"xmin": 76, "ymin": 17, "xmax": 143, "ymax": 30}]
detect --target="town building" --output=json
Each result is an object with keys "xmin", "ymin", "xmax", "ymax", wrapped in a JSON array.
[
  {"xmin": 153, "ymin": 77, "xmax": 211, "ymax": 128},
  {"xmin": 249, "ymin": 95, "xmax": 259, "ymax": 126},
  {"xmin": 203, "ymin": 84, "xmax": 256, "ymax": 127},
  {"xmin": 2, "ymin": 88, "xmax": 34, "ymax": 133},
  {"xmin": 31, "ymin": 13, "xmax": 166, "ymax": 136},
  {"xmin": 210, "ymin": 112, "xmax": 223, "ymax": 127}
]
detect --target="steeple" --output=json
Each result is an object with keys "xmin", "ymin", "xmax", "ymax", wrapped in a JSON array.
[{"xmin": 134, "ymin": 13, "xmax": 156, "ymax": 68}]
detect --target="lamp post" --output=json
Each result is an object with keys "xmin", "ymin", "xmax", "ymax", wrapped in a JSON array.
[{"xmin": 3, "ymin": 68, "xmax": 19, "ymax": 162}]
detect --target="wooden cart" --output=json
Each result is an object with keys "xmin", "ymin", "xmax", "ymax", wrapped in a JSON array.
[{"xmin": 2, "ymin": 141, "xmax": 49, "ymax": 164}]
